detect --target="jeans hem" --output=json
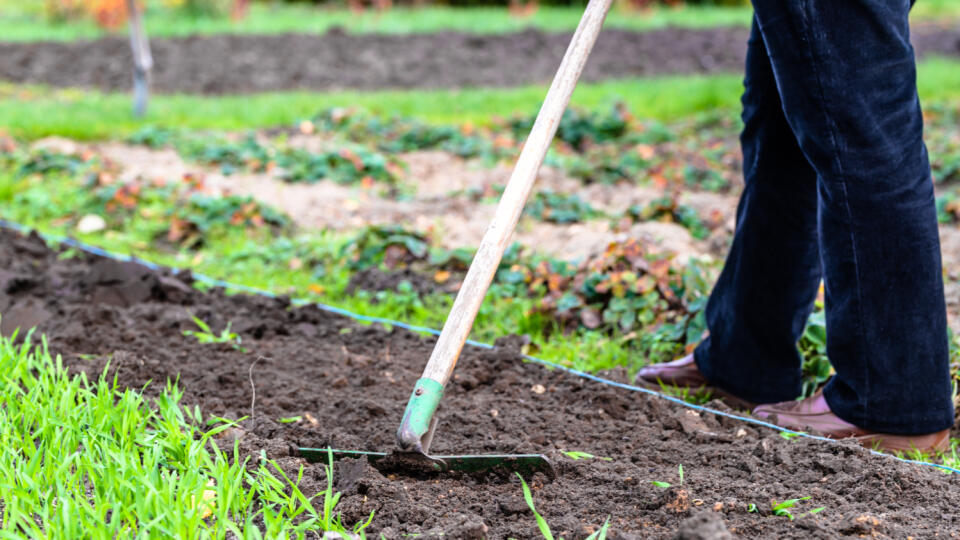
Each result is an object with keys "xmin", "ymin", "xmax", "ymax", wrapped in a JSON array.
[
  {"xmin": 694, "ymin": 342, "xmax": 800, "ymax": 405},
  {"xmin": 822, "ymin": 383, "xmax": 955, "ymax": 436}
]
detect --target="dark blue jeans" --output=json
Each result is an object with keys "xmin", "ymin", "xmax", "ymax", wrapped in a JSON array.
[{"xmin": 694, "ymin": 0, "xmax": 955, "ymax": 435}]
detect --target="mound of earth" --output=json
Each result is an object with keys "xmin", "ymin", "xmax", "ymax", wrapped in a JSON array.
[
  {"xmin": 1, "ymin": 24, "xmax": 957, "ymax": 93},
  {"xmin": 0, "ymin": 226, "xmax": 958, "ymax": 538}
]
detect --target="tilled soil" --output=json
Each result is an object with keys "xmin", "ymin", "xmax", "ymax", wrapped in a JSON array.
[
  {"xmin": 1, "ymin": 226, "xmax": 959, "ymax": 539},
  {"xmin": 1, "ymin": 24, "xmax": 958, "ymax": 94}
]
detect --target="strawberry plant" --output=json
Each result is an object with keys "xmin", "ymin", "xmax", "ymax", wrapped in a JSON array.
[
  {"xmin": 524, "ymin": 190, "xmax": 600, "ymax": 223},
  {"xmin": 681, "ymin": 164, "xmax": 731, "ymax": 192},
  {"xmin": 16, "ymin": 150, "xmax": 92, "ymax": 179},
  {"xmin": 508, "ymin": 103, "xmax": 631, "ymax": 152},
  {"xmin": 341, "ymin": 225, "xmax": 430, "ymax": 271},
  {"xmin": 535, "ymin": 239, "xmax": 708, "ymax": 336},
  {"xmin": 309, "ymin": 108, "xmax": 508, "ymax": 162},
  {"xmin": 168, "ymin": 193, "xmax": 289, "ymax": 248},
  {"xmin": 127, "ymin": 127, "xmax": 399, "ymax": 186},
  {"xmin": 179, "ymin": 133, "xmax": 275, "ymax": 175},
  {"xmin": 280, "ymin": 147, "xmax": 400, "ymax": 185},
  {"xmin": 628, "ymin": 196, "xmax": 711, "ymax": 239},
  {"xmin": 938, "ymin": 191, "xmax": 960, "ymax": 224},
  {"xmin": 127, "ymin": 126, "xmax": 180, "ymax": 148},
  {"xmin": 564, "ymin": 146, "xmax": 652, "ymax": 185},
  {"xmin": 84, "ymin": 171, "xmax": 289, "ymax": 249}
]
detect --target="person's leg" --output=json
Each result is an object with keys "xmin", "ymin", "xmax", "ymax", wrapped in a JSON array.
[
  {"xmin": 690, "ymin": 17, "xmax": 822, "ymax": 405},
  {"xmin": 750, "ymin": 0, "xmax": 953, "ymax": 435}
]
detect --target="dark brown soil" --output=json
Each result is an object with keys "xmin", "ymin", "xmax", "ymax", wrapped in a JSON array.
[
  {"xmin": 1, "ymin": 24, "xmax": 958, "ymax": 94},
  {"xmin": 2, "ymin": 226, "xmax": 959, "ymax": 539}
]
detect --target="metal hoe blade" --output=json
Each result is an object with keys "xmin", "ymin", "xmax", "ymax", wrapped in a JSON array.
[{"xmin": 298, "ymin": 448, "xmax": 555, "ymax": 478}]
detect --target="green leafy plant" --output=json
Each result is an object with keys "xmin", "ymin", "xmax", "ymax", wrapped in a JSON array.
[
  {"xmin": 651, "ymin": 464, "xmax": 683, "ymax": 488},
  {"xmin": 128, "ymin": 126, "xmax": 399, "ymax": 186},
  {"xmin": 536, "ymin": 239, "xmax": 709, "ymax": 356},
  {"xmin": 628, "ymin": 196, "xmax": 711, "ymax": 240},
  {"xmin": 509, "ymin": 103, "xmax": 630, "ymax": 152},
  {"xmin": 180, "ymin": 132, "xmax": 274, "ymax": 175},
  {"xmin": 281, "ymin": 147, "xmax": 400, "ymax": 186},
  {"xmin": 797, "ymin": 307, "xmax": 833, "ymax": 398},
  {"xmin": 563, "ymin": 146, "xmax": 651, "ymax": 185},
  {"xmin": 938, "ymin": 190, "xmax": 960, "ymax": 224},
  {"xmin": 16, "ymin": 149, "xmax": 91, "ymax": 178},
  {"xmin": 562, "ymin": 451, "xmax": 612, "ymax": 461},
  {"xmin": 309, "ymin": 107, "xmax": 507, "ymax": 161},
  {"xmin": 770, "ymin": 497, "xmax": 825, "ymax": 520},
  {"xmin": 341, "ymin": 225, "xmax": 430, "ymax": 271},
  {"xmin": 682, "ymin": 164, "xmax": 732, "ymax": 192},
  {"xmin": 182, "ymin": 314, "xmax": 247, "ymax": 352},
  {"xmin": 525, "ymin": 190, "xmax": 601, "ymax": 224},
  {"xmin": 127, "ymin": 126, "xmax": 180, "ymax": 148}
]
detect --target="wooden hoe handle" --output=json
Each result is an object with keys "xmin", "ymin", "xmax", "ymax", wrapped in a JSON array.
[{"xmin": 397, "ymin": 0, "xmax": 613, "ymax": 453}]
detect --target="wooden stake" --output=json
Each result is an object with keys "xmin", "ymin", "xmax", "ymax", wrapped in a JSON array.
[{"xmin": 126, "ymin": 0, "xmax": 153, "ymax": 117}]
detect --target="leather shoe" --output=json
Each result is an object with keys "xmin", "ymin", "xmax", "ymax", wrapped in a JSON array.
[
  {"xmin": 636, "ymin": 354, "xmax": 756, "ymax": 410},
  {"xmin": 753, "ymin": 391, "xmax": 950, "ymax": 454}
]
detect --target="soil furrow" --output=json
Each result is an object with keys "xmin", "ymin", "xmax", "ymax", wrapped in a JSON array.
[{"xmin": 0, "ymin": 227, "xmax": 958, "ymax": 538}]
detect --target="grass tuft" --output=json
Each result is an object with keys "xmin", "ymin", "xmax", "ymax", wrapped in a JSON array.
[{"xmin": 0, "ymin": 329, "xmax": 367, "ymax": 537}]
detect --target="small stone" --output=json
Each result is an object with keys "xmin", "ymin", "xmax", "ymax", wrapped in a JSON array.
[
  {"xmin": 735, "ymin": 428, "xmax": 747, "ymax": 437},
  {"xmin": 490, "ymin": 409, "xmax": 499, "ymax": 418},
  {"xmin": 299, "ymin": 120, "xmax": 315, "ymax": 135},
  {"xmin": 215, "ymin": 426, "xmax": 246, "ymax": 445},
  {"xmin": 678, "ymin": 410, "xmax": 715, "ymax": 436},
  {"xmin": 77, "ymin": 214, "xmax": 107, "ymax": 234},
  {"xmin": 531, "ymin": 384, "xmax": 546, "ymax": 394},
  {"xmin": 671, "ymin": 512, "xmax": 734, "ymax": 540},
  {"xmin": 498, "ymin": 497, "xmax": 529, "ymax": 516}
]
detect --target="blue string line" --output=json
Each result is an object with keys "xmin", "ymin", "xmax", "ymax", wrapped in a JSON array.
[{"xmin": 2, "ymin": 218, "xmax": 958, "ymax": 475}]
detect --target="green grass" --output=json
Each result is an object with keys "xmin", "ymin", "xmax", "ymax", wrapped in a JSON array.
[
  {"xmin": 4, "ymin": 56, "xmax": 960, "ymax": 141},
  {"xmin": 0, "ymin": 75, "xmax": 742, "ymax": 141},
  {"xmin": 0, "ymin": 331, "xmax": 369, "ymax": 537},
  {"xmin": 0, "ymin": 3, "xmax": 756, "ymax": 42}
]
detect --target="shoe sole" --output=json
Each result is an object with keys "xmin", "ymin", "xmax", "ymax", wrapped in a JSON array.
[{"xmin": 853, "ymin": 430, "xmax": 951, "ymax": 455}]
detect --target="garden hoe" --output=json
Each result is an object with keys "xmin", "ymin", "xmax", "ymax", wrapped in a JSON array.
[{"xmin": 299, "ymin": 0, "xmax": 613, "ymax": 478}]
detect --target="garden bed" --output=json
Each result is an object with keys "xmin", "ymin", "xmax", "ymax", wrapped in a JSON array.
[
  {"xmin": 1, "ymin": 226, "xmax": 958, "ymax": 538},
  {"xmin": 1, "ymin": 24, "xmax": 957, "ymax": 93}
]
